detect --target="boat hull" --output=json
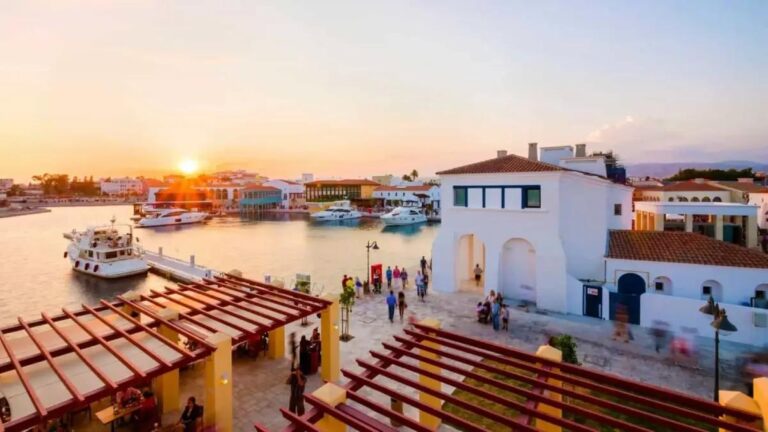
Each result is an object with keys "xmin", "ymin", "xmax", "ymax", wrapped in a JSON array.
[
  {"xmin": 381, "ymin": 216, "xmax": 427, "ymax": 226},
  {"xmin": 136, "ymin": 213, "xmax": 208, "ymax": 228}
]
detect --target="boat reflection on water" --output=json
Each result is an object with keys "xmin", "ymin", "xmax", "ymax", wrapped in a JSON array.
[
  {"xmin": 381, "ymin": 223, "xmax": 428, "ymax": 236},
  {"xmin": 69, "ymin": 270, "xmax": 151, "ymax": 305}
]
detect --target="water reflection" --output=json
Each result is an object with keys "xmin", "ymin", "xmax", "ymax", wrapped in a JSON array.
[{"xmin": 381, "ymin": 223, "xmax": 428, "ymax": 236}]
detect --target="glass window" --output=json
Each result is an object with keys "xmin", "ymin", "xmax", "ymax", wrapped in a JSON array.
[
  {"xmin": 105, "ymin": 251, "xmax": 118, "ymax": 259},
  {"xmin": 702, "ymin": 286, "xmax": 712, "ymax": 296},
  {"xmin": 453, "ymin": 188, "xmax": 467, "ymax": 207},
  {"xmin": 614, "ymin": 204, "xmax": 622, "ymax": 215},
  {"xmin": 524, "ymin": 188, "xmax": 541, "ymax": 208},
  {"xmin": 655, "ymin": 282, "xmax": 664, "ymax": 291}
]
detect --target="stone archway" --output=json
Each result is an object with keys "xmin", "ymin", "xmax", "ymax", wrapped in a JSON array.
[
  {"xmin": 499, "ymin": 238, "xmax": 536, "ymax": 303},
  {"xmin": 456, "ymin": 234, "xmax": 485, "ymax": 292}
]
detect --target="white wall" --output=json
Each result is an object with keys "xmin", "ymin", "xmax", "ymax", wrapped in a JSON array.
[
  {"xmin": 606, "ymin": 258, "xmax": 768, "ymax": 306},
  {"xmin": 540, "ymin": 147, "xmax": 573, "ymax": 165},
  {"xmin": 641, "ymin": 293, "xmax": 768, "ymax": 346},
  {"xmin": 559, "ymin": 158, "xmax": 607, "ymax": 177},
  {"xmin": 748, "ymin": 192, "xmax": 768, "ymax": 229}
]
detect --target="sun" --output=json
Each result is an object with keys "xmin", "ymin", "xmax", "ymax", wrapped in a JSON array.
[{"xmin": 178, "ymin": 159, "xmax": 199, "ymax": 175}]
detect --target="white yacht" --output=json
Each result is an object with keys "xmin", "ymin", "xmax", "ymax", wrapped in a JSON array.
[
  {"xmin": 63, "ymin": 220, "xmax": 148, "ymax": 279},
  {"xmin": 380, "ymin": 207, "xmax": 427, "ymax": 226},
  {"xmin": 310, "ymin": 206, "xmax": 362, "ymax": 221},
  {"xmin": 135, "ymin": 208, "xmax": 209, "ymax": 228}
]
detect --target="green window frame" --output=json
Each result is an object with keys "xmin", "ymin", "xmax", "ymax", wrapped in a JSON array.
[{"xmin": 453, "ymin": 187, "xmax": 467, "ymax": 207}]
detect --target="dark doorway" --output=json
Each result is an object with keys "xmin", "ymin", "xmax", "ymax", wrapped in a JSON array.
[
  {"xmin": 610, "ymin": 273, "xmax": 646, "ymax": 325},
  {"xmin": 583, "ymin": 285, "xmax": 603, "ymax": 318}
]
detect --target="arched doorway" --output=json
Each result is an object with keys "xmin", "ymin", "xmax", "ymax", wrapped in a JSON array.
[
  {"xmin": 456, "ymin": 234, "xmax": 485, "ymax": 292},
  {"xmin": 499, "ymin": 238, "xmax": 536, "ymax": 304},
  {"xmin": 610, "ymin": 273, "xmax": 646, "ymax": 324}
]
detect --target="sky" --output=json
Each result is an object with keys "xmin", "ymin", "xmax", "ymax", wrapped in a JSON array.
[{"xmin": 1, "ymin": 1, "xmax": 767, "ymax": 182}]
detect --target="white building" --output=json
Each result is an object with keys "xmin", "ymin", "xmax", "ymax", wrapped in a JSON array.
[
  {"xmin": 604, "ymin": 230, "xmax": 768, "ymax": 346},
  {"xmin": 264, "ymin": 179, "xmax": 306, "ymax": 209},
  {"xmin": 100, "ymin": 177, "xmax": 143, "ymax": 196},
  {"xmin": 431, "ymin": 148, "xmax": 633, "ymax": 314},
  {"xmin": 0, "ymin": 178, "xmax": 13, "ymax": 191},
  {"xmin": 372, "ymin": 185, "xmax": 440, "ymax": 208}
]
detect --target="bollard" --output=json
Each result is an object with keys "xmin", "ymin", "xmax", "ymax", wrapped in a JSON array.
[
  {"xmin": 158, "ymin": 246, "xmax": 163, "ymax": 256},
  {"xmin": 190, "ymin": 254, "xmax": 195, "ymax": 267}
]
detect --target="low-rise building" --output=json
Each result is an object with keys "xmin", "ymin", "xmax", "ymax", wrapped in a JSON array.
[
  {"xmin": 304, "ymin": 179, "xmax": 380, "ymax": 202},
  {"xmin": 239, "ymin": 185, "xmax": 281, "ymax": 213},
  {"xmin": 0, "ymin": 178, "xmax": 13, "ymax": 191},
  {"xmin": 100, "ymin": 177, "xmax": 143, "ymax": 196},
  {"xmin": 372, "ymin": 185, "xmax": 440, "ymax": 209},
  {"xmin": 263, "ymin": 179, "xmax": 305, "ymax": 209}
]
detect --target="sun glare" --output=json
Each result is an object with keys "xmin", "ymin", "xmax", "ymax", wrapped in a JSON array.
[{"xmin": 178, "ymin": 159, "xmax": 199, "ymax": 175}]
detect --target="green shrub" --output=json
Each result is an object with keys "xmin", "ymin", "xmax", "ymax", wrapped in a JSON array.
[{"xmin": 550, "ymin": 334, "xmax": 579, "ymax": 365}]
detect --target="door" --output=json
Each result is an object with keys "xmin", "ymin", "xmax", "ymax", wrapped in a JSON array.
[
  {"xmin": 583, "ymin": 285, "xmax": 602, "ymax": 318},
  {"xmin": 611, "ymin": 273, "xmax": 646, "ymax": 325}
]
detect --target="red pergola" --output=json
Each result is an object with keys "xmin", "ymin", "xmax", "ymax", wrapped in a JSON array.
[
  {"xmin": 257, "ymin": 323, "xmax": 762, "ymax": 432},
  {"xmin": 0, "ymin": 275, "xmax": 329, "ymax": 431}
]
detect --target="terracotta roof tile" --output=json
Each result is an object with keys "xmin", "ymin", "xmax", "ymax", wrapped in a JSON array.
[
  {"xmin": 660, "ymin": 181, "xmax": 727, "ymax": 192},
  {"xmin": 437, "ymin": 154, "xmax": 564, "ymax": 175},
  {"xmin": 374, "ymin": 185, "xmax": 434, "ymax": 192},
  {"xmin": 714, "ymin": 181, "xmax": 768, "ymax": 194},
  {"xmin": 607, "ymin": 230, "xmax": 768, "ymax": 269}
]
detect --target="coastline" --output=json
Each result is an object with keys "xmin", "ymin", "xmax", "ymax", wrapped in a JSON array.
[
  {"xmin": 31, "ymin": 201, "xmax": 135, "ymax": 208},
  {"xmin": 0, "ymin": 208, "xmax": 52, "ymax": 218}
]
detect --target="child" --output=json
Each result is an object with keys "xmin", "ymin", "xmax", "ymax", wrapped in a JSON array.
[{"xmin": 501, "ymin": 304, "xmax": 509, "ymax": 331}]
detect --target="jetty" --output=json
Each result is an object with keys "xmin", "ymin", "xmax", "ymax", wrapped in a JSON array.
[{"xmin": 141, "ymin": 247, "xmax": 219, "ymax": 283}]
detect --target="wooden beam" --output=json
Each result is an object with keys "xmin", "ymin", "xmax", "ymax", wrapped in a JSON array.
[
  {"xmin": 149, "ymin": 289, "xmax": 252, "ymax": 335},
  {"xmin": 345, "ymin": 389, "xmax": 433, "ymax": 432},
  {"xmin": 122, "ymin": 294, "xmax": 219, "ymax": 349},
  {"xmin": 0, "ymin": 329, "xmax": 47, "ymax": 419},
  {"xmin": 186, "ymin": 281, "xmax": 297, "ymax": 320},
  {"xmin": 304, "ymin": 395, "xmax": 393, "ymax": 432},
  {"xmin": 178, "ymin": 284, "xmax": 284, "ymax": 326}
]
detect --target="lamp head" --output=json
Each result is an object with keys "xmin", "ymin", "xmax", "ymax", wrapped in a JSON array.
[
  {"xmin": 372, "ymin": 241, "xmax": 379, "ymax": 250},
  {"xmin": 711, "ymin": 309, "xmax": 738, "ymax": 333},
  {"xmin": 699, "ymin": 296, "xmax": 716, "ymax": 315}
]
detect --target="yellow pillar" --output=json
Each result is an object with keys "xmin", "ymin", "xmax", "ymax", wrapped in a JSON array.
[
  {"xmin": 268, "ymin": 326, "xmax": 285, "ymax": 359},
  {"xmin": 717, "ymin": 390, "xmax": 761, "ymax": 432},
  {"xmin": 120, "ymin": 290, "xmax": 141, "ymax": 315},
  {"xmin": 747, "ymin": 215, "xmax": 759, "ymax": 248},
  {"xmin": 535, "ymin": 345, "xmax": 562, "ymax": 432},
  {"xmin": 154, "ymin": 308, "xmax": 180, "ymax": 414},
  {"xmin": 640, "ymin": 211, "xmax": 648, "ymax": 230},
  {"xmin": 654, "ymin": 213, "xmax": 665, "ymax": 231},
  {"xmin": 715, "ymin": 215, "xmax": 724, "ymax": 241},
  {"xmin": 204, "ymin": 332, "xmax": 233, "ymax": 432},
  {"xmin": 418, "ymin": 318, "xmax": 442, "ymax": 429},
  {"xmin": 753, "ymin": 377, "xmax": 768, "ymax": 430},
  {"xmin": 685, "ymin": 214, "xmax": 694, "ymax": 232},
  {"xmin": 313, "ymin": 383, "xmax": 347, "ymax": 432},
  {"xmin": 635, "ymin": 211, "xmax": 642, "ymax": 230},
  {"xmin": 321, "ymin": 293, "xmax": 340, "ymax": 383}
]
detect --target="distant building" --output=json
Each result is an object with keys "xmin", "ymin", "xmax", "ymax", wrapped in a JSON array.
[
  {"xmin": 301, "ymin": 173, "xmax": 314, "ymax": 183},
  {"xmin": 264, "ymin": 179, "xmax": 305, "ymax": 209},
  {"xmin": 239, "ymin": 185, "xmax": 281, "ymax": 213},
  {"xmin": 372, "ymin": 174, "xmax": 395, "ymax": 186},
  {"xmin": 0, "ymin": 178, "xmax": 13, "ymax": 191},
  {"xmin": 372, "ymin": 185, "xmax": 440, "ymax": 208},
  {"xmin": 100, "ymin": 177, "xmax": 143, "ymax": 196},
  {"xmin": 304, "ymin": 179, "xmax": 380, "ymax": 202},
  {"xmin": 211, "ymin": 170, "xmax": 266, "ymax": 186},
  {"xmin": 162, "ymin": 174, "xmax": 185, "ymax": 184}
]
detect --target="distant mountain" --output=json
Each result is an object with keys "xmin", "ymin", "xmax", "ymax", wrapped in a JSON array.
[{"xmin": 625, "ymin": 160, "xmax": 768, "ymax": 179}]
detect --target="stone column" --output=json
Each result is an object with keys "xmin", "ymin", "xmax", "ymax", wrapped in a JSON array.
[
  {"xmin": 313, "ymin": 383, "xmax": 347, "ymax": 432},
  {"xmin": 535, "ymin": 345, "xmax": 563, "ymax": 432},
  {"xmin": 715, "ymin": 215, "xmax": 724, "ymax": 241},
  {"xmin": 654, "ymin": 213, "xmax": 665, "ymax": 231},
  {"xmin": 204, "ymin": 332, "xmax": 233, "ymax": 432},
  {"xmin": 684, "ymin": 214, "xmax": 694, "ymax": 232},
  {"xmin": 155, "ymin": 308, "xmax": 180, "ymax": 414},
  {"xmin": 747, "ymin": 215, "xmax": 759, "ymax": 248},
  {"xmin": 418, "ymin": 318, "xmax": 442, "ymax": 429},
  {"xmin": 320, "ymin": 293, "xmax": 340, "ymax": 383}
]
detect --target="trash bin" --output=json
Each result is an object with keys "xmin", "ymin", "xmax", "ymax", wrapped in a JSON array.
[{"xmin": 390, "ymin": 397, "xmax": 403, "ymax": 427}]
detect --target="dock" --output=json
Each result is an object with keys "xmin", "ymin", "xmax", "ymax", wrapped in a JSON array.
[{"xmin": 141, "ymin": 247, "xmax": 220, "ymax": 283}]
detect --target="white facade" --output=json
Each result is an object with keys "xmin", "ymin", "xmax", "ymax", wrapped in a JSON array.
[
  {"xmin": 432, "ymin": 169, "xmax": 633, "ymax": 314},
  {"xmin": 539, "ymin": 146, "xmax": 573, "ymax": 165},
  {"xmin": 100, "ymin": 177, "xmax": 143, "ymax": 196},
  {"xmin": 748, "ymin": 193, "xmax": 768, "ymax": 229},
  {"xmin": 559, "ymin": 157, "xmax": 608, "ymax": 177},
  {"xmin": 264, "ymin": 179, "xmax": 306, "ymax": 208},
  {"xmin": 372, "ymin": 185, "xmax": 440, "ymax": 207},
  {"xmin": 605, "ymin": 258, "xmax": 768, "ymax": 346}
]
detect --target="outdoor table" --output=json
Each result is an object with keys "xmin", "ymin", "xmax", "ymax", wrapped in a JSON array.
[{"xmin": 95, "ymin": 403, "xmax": 140, "ymax": 432}]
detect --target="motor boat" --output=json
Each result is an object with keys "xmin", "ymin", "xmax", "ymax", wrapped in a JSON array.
[
  {"xmin": 135, "ymin": 208, "xmax": 209, "ymax": 228},
  {"xmin": 380, "ymin": 207, "xmax": 427, "ymax": 226},
  {"xmin": 63, "ymin": 219, "xmax": 148, "ymax": 279},
  {"xmin": 310, "ymin": 206, "xmax": 362, "ymax": 221}
]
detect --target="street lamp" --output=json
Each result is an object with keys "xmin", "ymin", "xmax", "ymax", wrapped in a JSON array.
[
  {"xmin": 365, "ymin": 241, "xmax": 379, "ymax": 286},
  {"xmin": 699, "ymin": 296, "xmax": 738, "ymax": 403}
]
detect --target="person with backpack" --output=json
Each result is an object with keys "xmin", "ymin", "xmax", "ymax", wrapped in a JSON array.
[{"xmin": 385, "ymin": 266, "xmax": 393, "ymax": 289}]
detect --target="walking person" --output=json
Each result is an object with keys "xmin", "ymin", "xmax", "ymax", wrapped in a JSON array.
[
  {"xmin": 420, "ymin": 256, "xmax": 428, "ymax": 274},
  {"xmin": 385, "ymin": 266, "xmax": 393, "ymax": 289},
  {"xmin": 386, "ymin": 290, "xmax": 397, "ymax": 323},
  {"xmin": 491, "ymin": 298, "xmax": 501, "ymax": 331},
  {"xmin": 474, "ymin": 264, "xmax": 483, "ymax": 287},
  {"xmin": 354, "ymin": 276, "xmax": 363, "ymax": 298},
  {"xmin": 415, "ymin": 271, "xmax": 425, "ymax": 301},
  {"xmin": 373, "ymin": 269, "xmax": 382, "ymax": 294},
  {"xmin": 393, "ymin": 266, "xmax": 401, "ymax": 289},
  {"xmin": 401, "ymin": 267, "xmax": 409, "ymax": 289},
  {"xmin": 398, "ymin": 290, "xmax": 407, "ymax": 321},
  {"xmin": 422, "ymin": 272, "xmax": 429, "ymax": 297},
  {"xmin": 286, "ymin": 366, "xmax": 306, "ymax": 415},
  {"xmin": 501, "ymin": 303, "xmax": 509, "ymax": 331}
]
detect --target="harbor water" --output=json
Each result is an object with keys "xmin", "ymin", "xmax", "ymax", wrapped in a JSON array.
[{"xmin": 0, "ymin": 206, "xmax": 439, "ymax": 320}]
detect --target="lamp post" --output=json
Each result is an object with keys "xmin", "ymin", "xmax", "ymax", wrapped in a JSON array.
[
  {"xmin": 699, "ymin": 296, "xmax": 738, "ymax": 403},
  {"xmin": 365, "ymin": 241, "xmax": 379, "ymax": 286}
]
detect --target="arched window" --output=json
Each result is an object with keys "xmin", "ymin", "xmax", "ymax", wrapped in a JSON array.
[
  {"xmin": 653, "ymin": 276, "xmax": 673, "ymax": 295},
  {"xmin": 701, "ymin": 280, "xmax": 722, "ymax": 301},
  {"xmin": 668, "ymin": 197, "xmax": 674, "ymax": 202},
  {"xmin": 702, "ymin": 196, "xmax": 711, "ymax": 202},
  {"xmin": 691, "ymin": 197, "xmax": 700, "ymax": 202},
  {"xmin": 678, "ymin": 197, "xmax": 689, "ymax": 202},
  {"xmin": 713, "ymin": 197, "xmax": 722, "ymax": 202}
]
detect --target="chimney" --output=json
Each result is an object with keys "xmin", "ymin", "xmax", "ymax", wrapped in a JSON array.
[
  {"xmin": 528, "ymin": 143, "xmax": 538, "ymax": 161},
  {"xmin": 693, "ymin": 178, "xmax": 706, "ymax": 184},
  {"xmin": 575, "ymin": 143, "xmax": 587, "ymax": 158},
  {"xmin": 497, "ymin": 150, "xmax": 508, "ymax": 158},
  {"xmin": 737, "ymin": 177, "xmax": 754, "ymax": 183}
]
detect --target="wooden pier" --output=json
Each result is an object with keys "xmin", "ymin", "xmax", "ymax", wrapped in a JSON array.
[{"xmin": 141, "ymin": 247, "xmax": 219, "ymax": 283}]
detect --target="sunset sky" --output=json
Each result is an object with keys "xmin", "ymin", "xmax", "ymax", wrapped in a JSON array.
[{"xmin": 1, "ymin": 1, "xmax": 766, "ymax": 182}]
